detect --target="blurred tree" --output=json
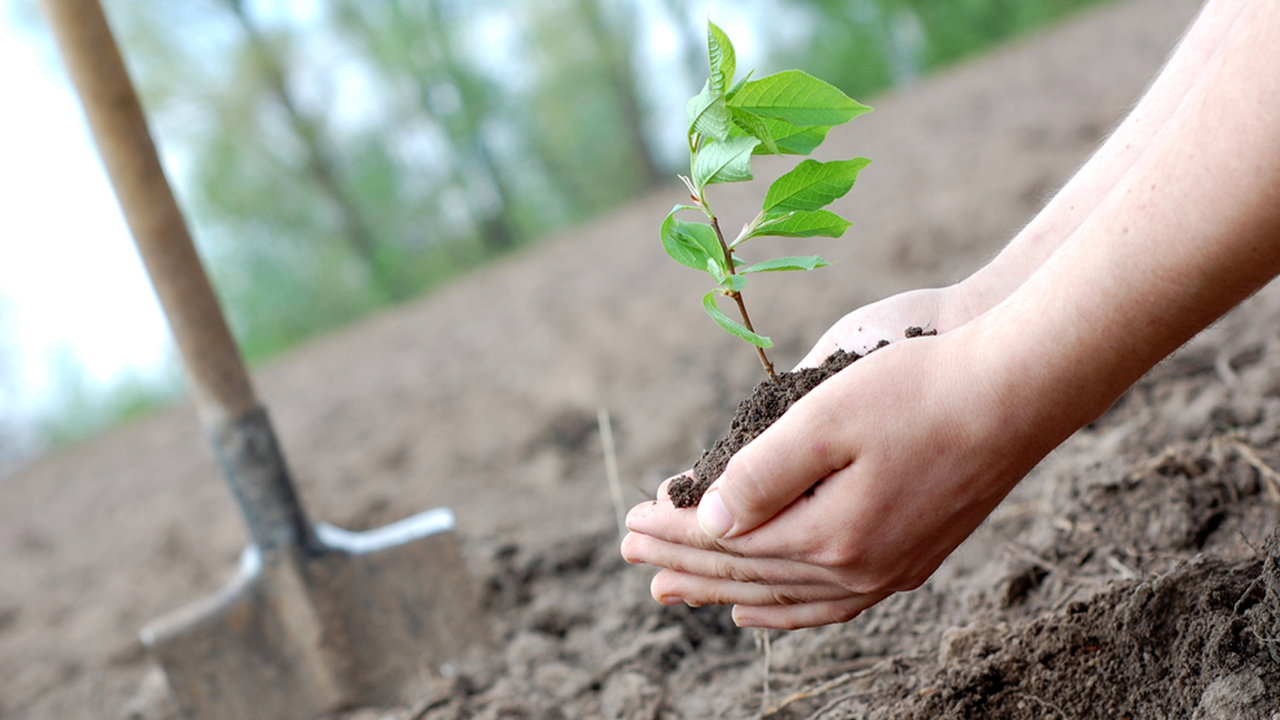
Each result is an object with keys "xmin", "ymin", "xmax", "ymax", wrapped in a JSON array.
[
  {"xmin": 222, "ymin": 0, "xmax": 396, "ymax": 295},
  {"xmin": 517, "ymin": 0, "xmax": 661, "ymax": 220},
  {"xmin": 332, "ymin": 0, "xmax": 521, "ymax": 255},
  {"xmin": 783, "ymin": 0, "xmax": 1110, "ymax": 96},
  {"xmin": 772, "ymin": 0, "xmax": 902, "ymax": 97},
  {"xmin": 575, "ymin": 0, "xmax": 665, "ymax": 187}
]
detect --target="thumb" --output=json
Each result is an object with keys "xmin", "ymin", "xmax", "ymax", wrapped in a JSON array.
[{"xmin": 697, "ymin": 389, "xmax": 852, "ymax": 539}]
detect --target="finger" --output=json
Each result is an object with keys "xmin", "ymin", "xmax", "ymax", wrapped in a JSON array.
[
  {"xmin": 731, "ymin": 592, "xmax": 893, "ymax": 630},
  {"xmin": 697, "ymin": 376, "xmax": 858, "ymax": 540},
  {"xmin": 620, "ymin": 532, "xmax": 831, "ymax": 585},
  {"xmin": 626, "ymin": 486, "xmax": 723, "ymax": 551},
  {"xmin": 627, "ymin": 484, "xmax": 826, "ymax": 559},
  {"xmin": 649, "ymin": 569, "xmax": 856, "ymax": 607}
]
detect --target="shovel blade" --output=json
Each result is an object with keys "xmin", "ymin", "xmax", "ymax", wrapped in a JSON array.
[{"xmin": 142, "ymin": 508, "xmax": 484, "ymax": 720}]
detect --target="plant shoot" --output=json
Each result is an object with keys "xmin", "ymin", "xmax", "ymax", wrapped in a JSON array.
[{"xmin": 661, "ymin": 21, "xmax": 872, "ymax": 383}]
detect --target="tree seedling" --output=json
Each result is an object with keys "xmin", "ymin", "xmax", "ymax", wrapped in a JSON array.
[{"xmin": 662, "ymin": 21, "xmax": 872, "ymax": 383}]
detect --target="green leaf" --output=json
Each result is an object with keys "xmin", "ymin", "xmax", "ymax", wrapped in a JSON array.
[
  {"xmin": 729, "ymin": 117, "xmax": 831, "ymax": 155},
  {"xmin": 763, "ymin": 158, "xmax": 871, "ymax": 213},
  {"xmin": 763, "ymin": 119, "xmax": 830, "ymax": 155},
  {"xmin": 693, "ymin": 136, "xmax": 760, "ymax": 189},
  {"xmin": 660, "ymin": 206, "xmax": 722, "ymax": 272},
  {"xmin": 721, "ymin": 274, "xmax": 748, "ymax": 292},
  {"xmin": 741, "ymin": 255, "xmax": 831, "ymax": 273},
  {"xmin": 728, "ymin": 107, "xmax": 779, "ymax": 155},
  {"xmin": 686, "ymin": 81, "xmax": 731, "ymax": 141},
  {"xmin": 703, "ymin": 291, "xmax": 772, "ymax": 347},
  {"xmin": 750, "ymin": 209, "xmax": 852, "ymax": 239},
  {"xmin": 707, "ymin": 21, "xmax": 736, "ymax": 95},
  {"xmin": 728, "ymin": 70, "xmax": 872, "ymax": 127}
]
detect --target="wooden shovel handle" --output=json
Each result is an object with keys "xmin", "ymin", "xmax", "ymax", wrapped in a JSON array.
[{"xmin": 41, "ymin": 0, "xmax": 257, "ymax": 425}]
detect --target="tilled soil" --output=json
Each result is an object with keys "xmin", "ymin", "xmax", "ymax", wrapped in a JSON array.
[
  {"xmin": 8, "ymin": 0, "xmax": 1277, "ymax": 718},
  {"xmin": 381, "ymin": 286, "xmax": 1280, "ymax": 720}
]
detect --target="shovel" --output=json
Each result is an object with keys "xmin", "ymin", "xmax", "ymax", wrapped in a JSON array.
[{"xmin": 41, "ymin": 1, "xmax": 486, "ymax": 717}]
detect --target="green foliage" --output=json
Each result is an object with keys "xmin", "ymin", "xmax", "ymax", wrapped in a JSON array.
[
  {"xmin": 687, "ymin": 81, "xmax": 732, "ymax": 141},
  {"xmin": 703, "ymin": 291, "xmax": 772, "ymax": 348},
  {"xmin": 747, "ymin": 210, "xmax": 852, "ymax": 240},
  {"xmin": 728, "ymin": 70, "xmax": 872, "ymax": 128},
  {"xmin": 762, "ymin": 158, "xmax": 872, "ymax": 213},
  {"xmin": 661, "ymin": 21, "xmax": 870, "ymax": 378},
  {"xmin": 706, "ymin": 21, "xmax": 736, "ymax": 95},
  {"xmin": 741, "ymin": 256, "xmax": 831, "ymax": 273},
  {"xmin": 35, "ymin": 351, "xmax": 182, "ymax": 450},
  {"xmin": 732, "ymin": 117, "xmax": 832, "ymax": 156},
  {"xmin": 778, "ymin": 0, "xmax": 1116, "ymax": 103},
  {"xmin": 661, "ymin": 205, "xmax": 722, "ymax": 272},
  {"xmin": 692, "ymin": 136, "xmax": 759, "ymax": 190}
]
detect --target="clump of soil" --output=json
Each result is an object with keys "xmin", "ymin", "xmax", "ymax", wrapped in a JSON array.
[{"xmin": 666, "ymin": 347, "xmax": 866, "ymax": 508}]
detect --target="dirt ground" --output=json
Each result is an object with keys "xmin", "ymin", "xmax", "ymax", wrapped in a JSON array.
[{"xmin": 5, "ymin": 0, "xmax": 1280, "ymax": 717}]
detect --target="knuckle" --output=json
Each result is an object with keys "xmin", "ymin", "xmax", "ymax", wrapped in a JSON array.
[
  {"xmin": 769, "ymin": 588, "xmax": 804, "ymax": 606},
  {"xmin": 714, "ymin": 555, "xmax": 757, "ymax": 585},
  {"xmin": 812, "ymin": 538, "xmax": 862, "ymax": 571}
]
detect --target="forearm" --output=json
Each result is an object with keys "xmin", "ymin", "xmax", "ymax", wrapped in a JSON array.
[
  {"xmin": 959, "ymin": 0, "xmax": 1246, "ymax": 313},
  {"xmin": 981, "ymin": 0, "xmax": 1280, "ymax": 443}
]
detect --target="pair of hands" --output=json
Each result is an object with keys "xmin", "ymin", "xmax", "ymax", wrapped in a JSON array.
[
  {"xmin": 620, "ymin": 0, "xmax": 1280, "ymax": 630},
  {"xmin": 620, "ymin": 285, "xmax": 1050, "ymax": 629}
]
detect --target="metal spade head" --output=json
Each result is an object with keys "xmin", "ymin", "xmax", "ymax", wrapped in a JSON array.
[
  {"xmin": 141, "ymin": 508, "xmax": 483, "ymax": 720},
  {"xmin": 139, "ymin": 407, "xmax": 485, "ymax": 720}
]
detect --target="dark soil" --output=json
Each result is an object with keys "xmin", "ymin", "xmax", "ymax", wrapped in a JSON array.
[{"xmin": 668, "ymin": 348, "xmax": 865, "ymax": 508}]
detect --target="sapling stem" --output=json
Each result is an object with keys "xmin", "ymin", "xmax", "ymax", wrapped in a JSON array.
[{"xmin": 709, "ymin": 213, "xmax": 778, "ymax": 383}]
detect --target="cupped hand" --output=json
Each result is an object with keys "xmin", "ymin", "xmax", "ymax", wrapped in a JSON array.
[{"xmin": 621, "ymin": 324, "xmax": 1062, "ymax": 629}]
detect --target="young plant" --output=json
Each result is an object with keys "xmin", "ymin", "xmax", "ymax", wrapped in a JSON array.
[{"xmin": 662, "ymin": 21, "xmax": 872, "ymax": 383}]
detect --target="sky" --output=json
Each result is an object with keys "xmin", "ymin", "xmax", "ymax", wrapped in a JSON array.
[{"xmin": 1, "ymin": 2, "xmax": 173, "ymax": 423}]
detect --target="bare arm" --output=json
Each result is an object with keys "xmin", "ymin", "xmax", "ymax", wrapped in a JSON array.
[
  {"xmin": 960, "ymin": 0, "xmax": 1250, "ymax": 309},
  {"xmin": 800, "ymin": 0, "xmax": 1245, "ymax": 362}
]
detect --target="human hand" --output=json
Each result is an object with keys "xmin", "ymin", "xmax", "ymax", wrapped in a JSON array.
[{"xmin": 622, "ymin": 325, "xmax": 1064, "ymax": 629}]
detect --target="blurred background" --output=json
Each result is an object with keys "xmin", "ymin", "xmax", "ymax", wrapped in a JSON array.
[{"xmin": 0, "ymin": 0, "xmax": 1112, "ymax": 475}]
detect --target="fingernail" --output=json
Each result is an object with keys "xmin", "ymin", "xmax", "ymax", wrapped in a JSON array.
[
  {"xmin": 732, "ymin": 612, "xmax": 757, "ymax": 628},
  {"xmin": 697, "ymin": 488, "xmax": 733, "ymax": 538},
  {"xmin": 659, "ymin": 595, "xmax": 685, "ymax": 606}
]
